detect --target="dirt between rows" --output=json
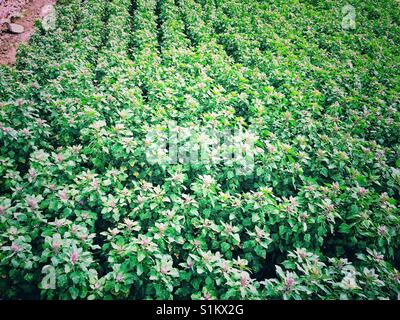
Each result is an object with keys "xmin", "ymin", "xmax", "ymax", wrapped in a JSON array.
[{"xmin": 0, "ymin": 0, "xmax": 56, "ymax": 66}]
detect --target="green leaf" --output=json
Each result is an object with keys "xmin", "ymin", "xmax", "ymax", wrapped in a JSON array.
[
  {"xmin": 138, "ymin": 252, "xmax": 146, "ymax": 262},
  {"xmin": 69, "ymin": 287, "xmax": 79, "ymax": 300},
  {"xmin": 221, "ymin": 242, "xmax": 230, "ymax": 253},
  {"xmin": 254, "ymin": 246, "xmax": 266, "ymax": 258},
  {"xmin": 339, "ymin": 223, "xmax": 351, "ymax": 234}
]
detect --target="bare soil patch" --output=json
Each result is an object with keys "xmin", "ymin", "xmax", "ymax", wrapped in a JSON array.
[{"xmin": 0, "ymin": 0, "xmax": 56, "ymax": 66}]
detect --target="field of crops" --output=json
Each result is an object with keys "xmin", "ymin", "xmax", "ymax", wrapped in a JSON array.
[{"xmin": 0, "ymin": 0, "xmax": 399, "ymax": 300}]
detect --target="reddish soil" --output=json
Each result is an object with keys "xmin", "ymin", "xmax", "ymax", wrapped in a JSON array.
[{"xmin": 0, "ymin": 0, "xmax": 56, "ymax": 66}]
